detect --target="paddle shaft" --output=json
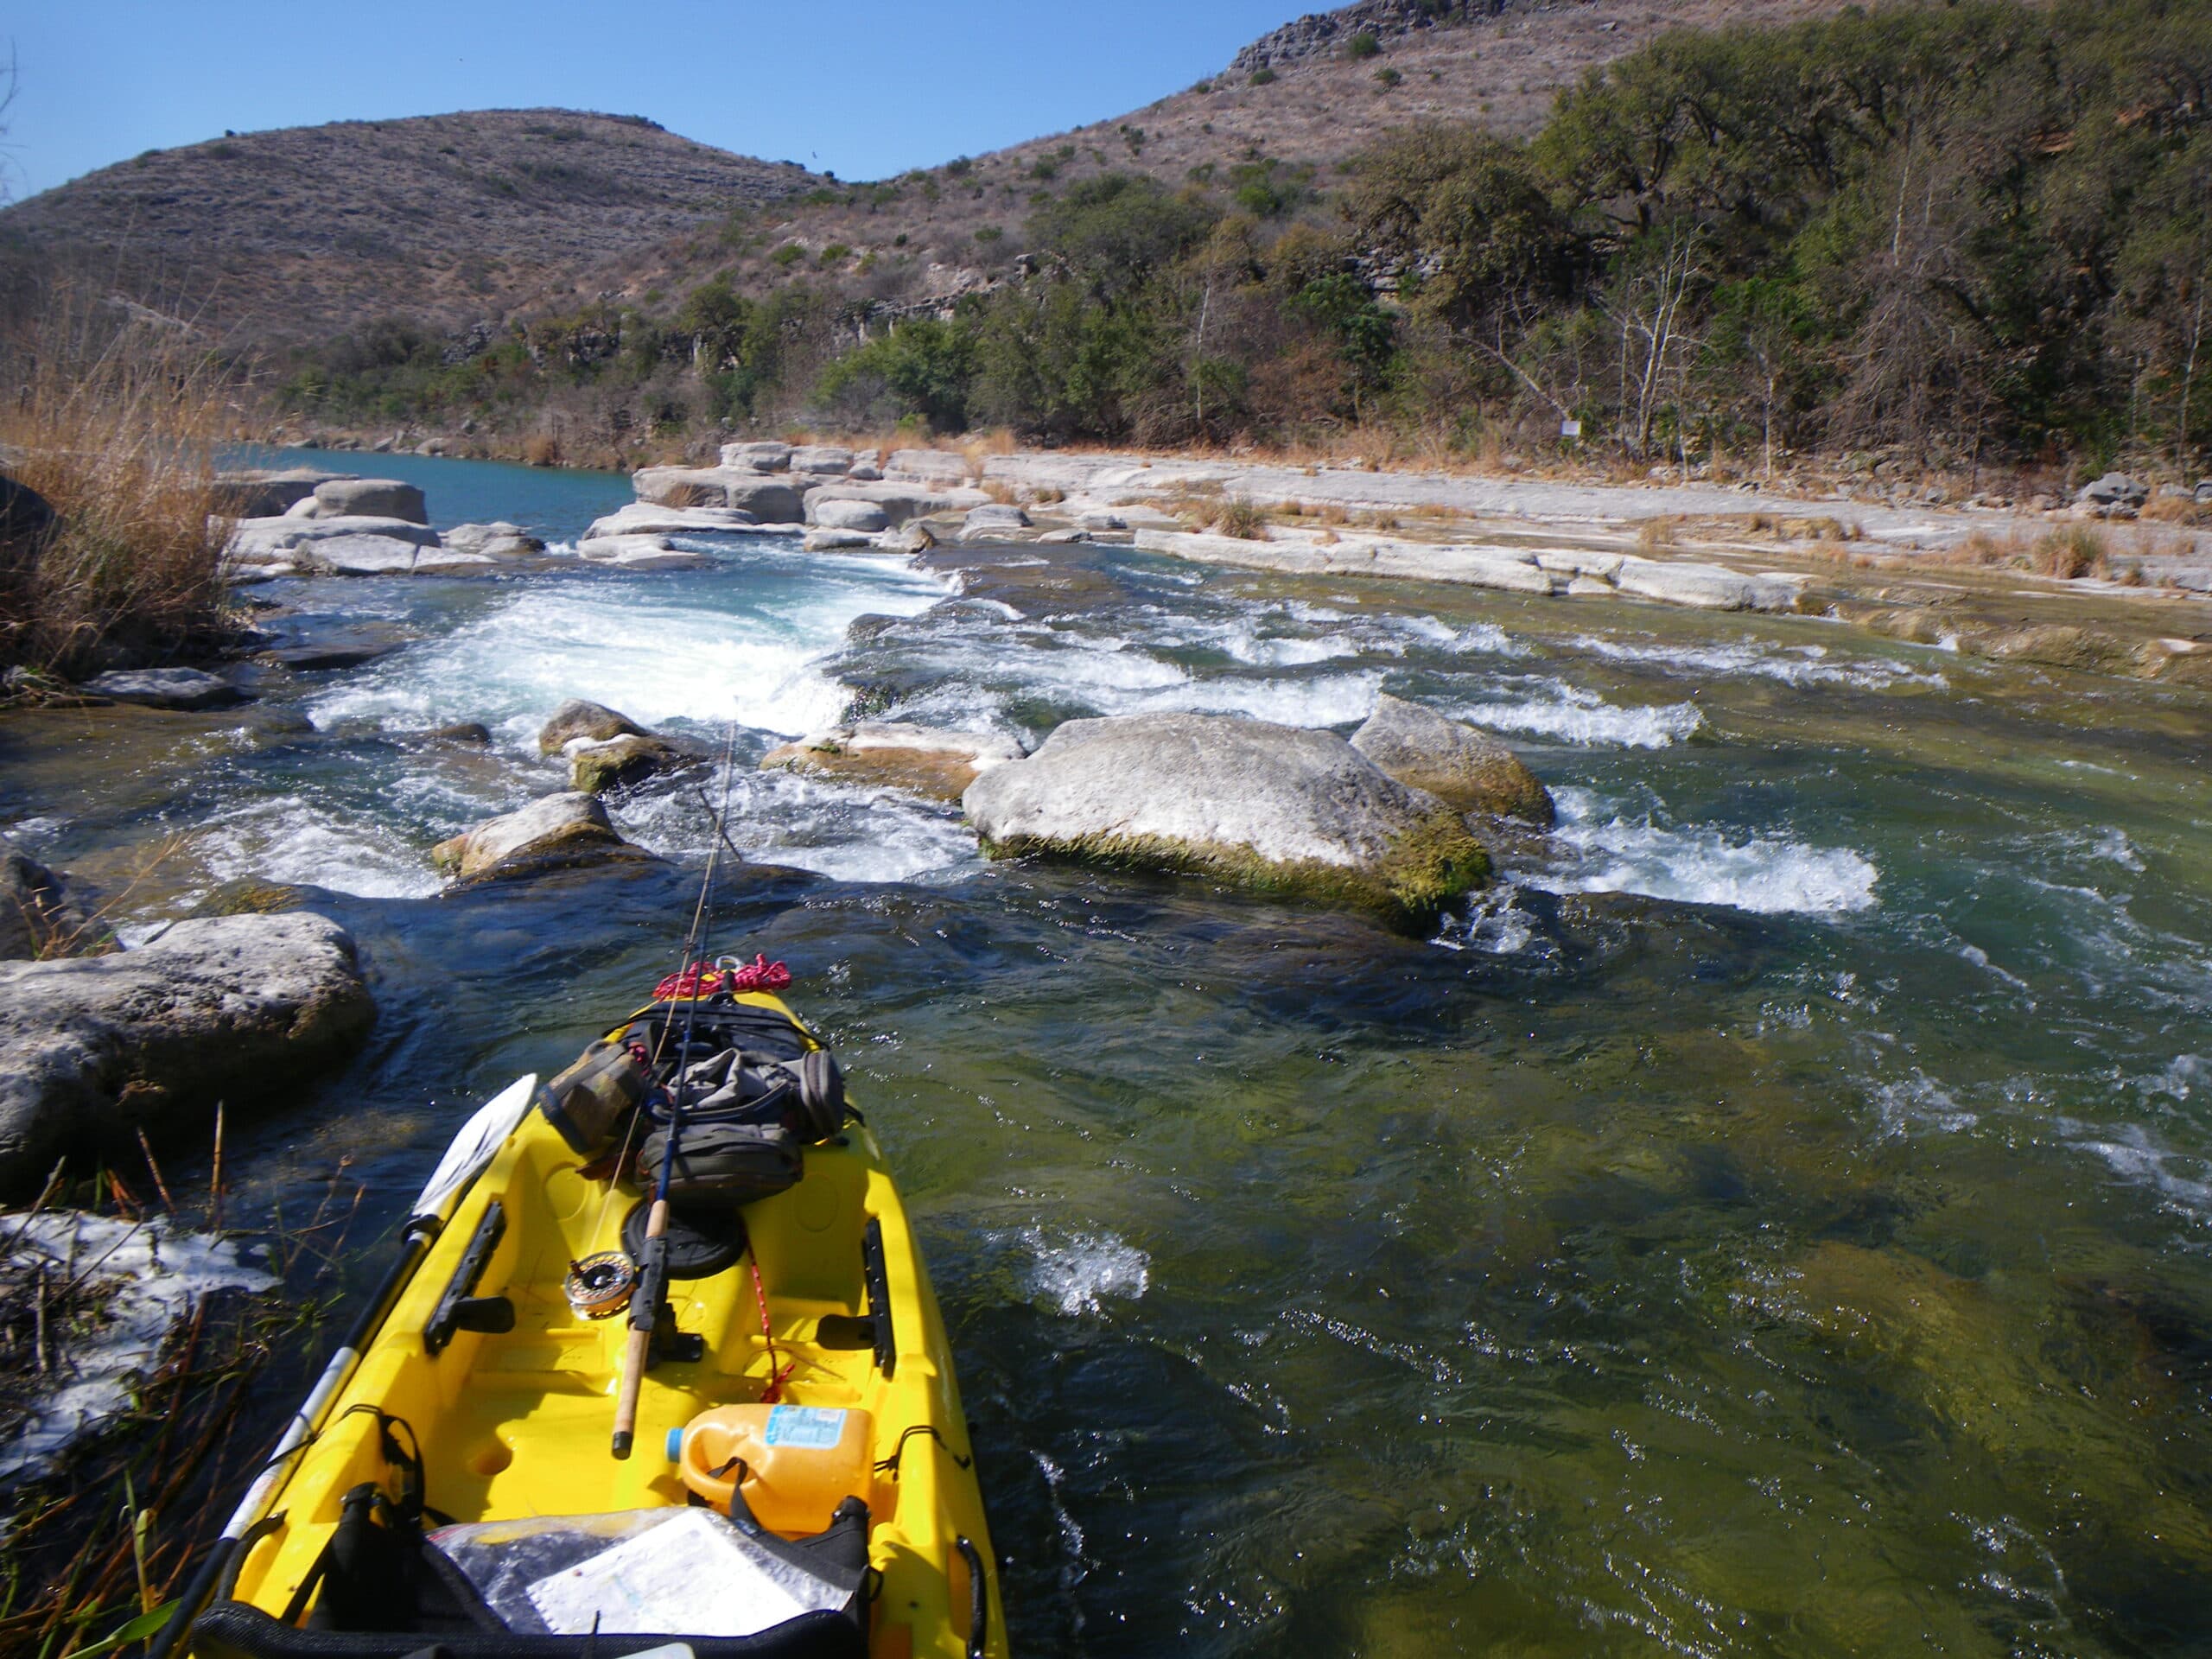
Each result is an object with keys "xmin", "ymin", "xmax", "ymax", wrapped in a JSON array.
[{"xmin": 146, "ymin": 1217, "xmax": 441, "ymax": 1658}]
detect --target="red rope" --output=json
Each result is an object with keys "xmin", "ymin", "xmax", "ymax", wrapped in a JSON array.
[
  {"xmin": 749, "ymin": 1251, "xmax": 795, "ymax": 1404},
  {"xmin": 652, "ymin": 954, "xmax": 791, "ymax": 1002}
]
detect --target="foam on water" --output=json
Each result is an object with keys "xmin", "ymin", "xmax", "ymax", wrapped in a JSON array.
[
  {"xmin": 197, "ymin": 797, "xmax": 447, "ymax": 899},
  {"xmin": 1448, "ymin": 683, "xmax": 1707, "ymax": 748},
  {"xmin": 1014, "ymin": 1226, "xmax": 1150, "ymax": 1318},
  {"xmin": 1529, "ymin": 787, "xmax": 1879, "ymax": 916},
  {"xmin": 1567, "ymin": 633, "xmax": 1946, "ymax": 690},
  {"xmin": 613, "ymin": 766, "xmax": 982, "ymax": 887},
  {"xmin": 1, "ymin": 1212, "xmax": 274, "ymax": 1486},
  {"xmin": 310, "ymin": 550, "xmax": 945, "ymax": 741}
]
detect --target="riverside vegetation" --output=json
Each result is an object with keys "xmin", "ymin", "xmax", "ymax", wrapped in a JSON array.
[{"xmin": 272, "ymin": 0, "xmax": 2212, "ymax": 486}]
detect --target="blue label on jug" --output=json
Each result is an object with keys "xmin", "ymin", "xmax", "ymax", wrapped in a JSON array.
[{"xmin": 765, "ymin": 1406, "xmax": 847, "ymax": 1449}]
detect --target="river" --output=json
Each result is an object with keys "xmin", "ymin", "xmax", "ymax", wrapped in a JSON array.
[{"xmin": 4, "ymin": 448, "xmax": 2209, "ymax": 1656}]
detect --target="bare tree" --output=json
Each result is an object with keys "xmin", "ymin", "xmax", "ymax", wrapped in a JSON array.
[{"xmin": 1598, "ymin": 225, "xmax": 1707, "ymax": 457}]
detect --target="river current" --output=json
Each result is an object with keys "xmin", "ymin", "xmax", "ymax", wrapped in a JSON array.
[{"xmin": 4, "ymin": 448, "xmax": 2209, "ymax": 1656}]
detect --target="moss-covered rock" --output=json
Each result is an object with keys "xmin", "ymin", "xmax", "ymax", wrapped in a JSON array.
[
  {"xmin": 964, "ymin": 711, "xmax": 1491, "ymax": 932},
  {"xmin": 569, "ymin": 733, "xmax": 702, "ymax": 795},
  {"xmin": 1351, "ymin": 693, "xmax": 1554, "ymax": 824}
]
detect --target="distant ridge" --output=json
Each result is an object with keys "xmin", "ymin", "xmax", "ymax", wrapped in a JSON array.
[{"xmin": 0, "ymin": 109, "xmax": 823, "ymax": 344}]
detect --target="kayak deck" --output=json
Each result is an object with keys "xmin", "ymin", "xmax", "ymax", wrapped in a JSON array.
[{"xmin": 219, "ymin": 995, "xmax": 1002, "ymax": 1659}]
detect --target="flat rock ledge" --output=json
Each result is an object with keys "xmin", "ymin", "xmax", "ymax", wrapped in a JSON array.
[
  {"xmin": 762, "ymin": 721, "xmax": 1024, "ymax": 802},
  {"xmin": 1352, "ymin": 695, "xmax": 1555, "ymax": 825},
  {"xmin": 962, "ymin": 711, "xmax": 1490, "ymax": 932},
  {"xmin": 1132, "ymin": 529, "xmax": 1804, "ymax": 613},
  {"xmin": 432, "ymin": 791, "xmax": 658, "ymax": 884},
  {"xmin": 78, "ymin": 668, "xmax": 246, "ymax": 710},
  {"xmin": 0, "ymin": 912, "xmax": 375, "ymax": 1193}
]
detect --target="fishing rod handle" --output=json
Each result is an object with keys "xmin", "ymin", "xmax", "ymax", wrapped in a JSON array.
[{"xmin": 611, "ymin": 1322, "xmax": 651, "ymax": 1459}]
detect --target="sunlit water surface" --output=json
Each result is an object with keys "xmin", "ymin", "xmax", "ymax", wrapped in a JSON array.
[{"xmin": 3, "ymin": 450, "xmax": 2209, "ymax": 1656}]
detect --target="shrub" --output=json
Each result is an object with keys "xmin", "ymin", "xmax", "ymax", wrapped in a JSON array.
[
  {"xmin": 770, "ymin": 243, "xmax": 803, "ymax": 268},
  {"xmin": 817, "ymin": 243, "xmax": 851, "ymax": 266},
  {"xmin": 1375, "ymin": 67, "xmax": 1403, "ymax": 87},
  {"xmin": 1249, "ymin": 67, "xmax": 1276, "ymax": 86},
  {"xmin": 1346, "ymin": 30, "xmax": 1381, "ymax": 58}
]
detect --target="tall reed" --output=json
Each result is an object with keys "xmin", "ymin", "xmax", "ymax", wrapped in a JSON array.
[{"xmin": 0, "ymin": 294, "xmax": 240, "ymax": 677}]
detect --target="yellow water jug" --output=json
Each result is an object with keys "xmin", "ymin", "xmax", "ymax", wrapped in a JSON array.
[{"xmin": 668, "ymin": 1403, "xmax": 875, "ymax": 1535}]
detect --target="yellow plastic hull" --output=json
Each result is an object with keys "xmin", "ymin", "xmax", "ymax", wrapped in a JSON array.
[{"xmin": 223, "ymin": 994, "xmax": 1005, "ymax": 1659}]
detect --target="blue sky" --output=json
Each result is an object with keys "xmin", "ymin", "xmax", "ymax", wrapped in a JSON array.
[{"xmin": 4, "ymin": 1, "xmax": 1300, "ymax": 200}]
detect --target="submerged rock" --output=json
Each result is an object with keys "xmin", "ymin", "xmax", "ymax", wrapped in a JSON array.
[
  {"xmin": 763, "ymin": 721, "xmax": 1024, "ymax": 802},
  {"xmin": 1351, "ymin": 694, "xmax": 1555, "ymax": 825},
  {"xmin": 0, "ymin": 912, "xmax": 375, "ymax": 1192},
  {"xmin": 78, "ymin": 667, "xmax": 245, "ymax": 710},
  {"xmin": 963, "ymin": 712, "xmax": 1489, "ymax": 931},
  {"xmin": 575, "ymin": 532, "xmax": 709, "ymax": 571},
  {"xmin": 431, "ymin": 791, "xmax": 656, "ymax": 883},
  {"xmin": 538, "ymin": 699, "xmax": 646, "ymax": 753},
  {"xmin": 0, "ymin": 839, "xmax": 101, "ymax": 960}
]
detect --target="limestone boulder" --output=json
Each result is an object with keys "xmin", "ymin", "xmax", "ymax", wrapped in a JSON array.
[
  {"xmin": 962, "ymin": 504, "xmax": 1032, "ymax": 541},
  {"xmin": 963, "ymin": 712, "xmax": 1490, "ymax": 931},
  {"xmin": 803, "ymin": 480, "xmax": 988, "ymax": 525},
  {"xmin": 803, "ymin": 528, "xmax": 879, "ymax": 551},
  {"xmin": 585, "ymin": 503, "xmax": 759, "ymax": 540},
  {"xmin": 763, "ymin": 721, "xmax": 1023, "ymax": 802},
  {"xmin": 313, "ymin": 478, "xmax": 429, "ymax": 524},
  {"xmin": 444, "ymin": 521, "xmax": 545, "ymax": 558},
  {"xmin": 720, "ymin": 442, "xmax": 792, "ymax": 473},
  {"xmin": 0, "ymin": 913, "xmax": 375, "ymax": 1192},
  {"xmin": 789, "ymin": 445, "xmax": 855, "ymax": 475},
  {"xmin": 1610, "ymin": 557, "xmax": 1800, "ymax": 612},
  {"xmin": 209, "ymin": 468, "xmax": 348, "ymax": 519},
  {"xmin": 431, "ymin": 792, "xmax": 656, "ymax": 884},
  {"xmin": 883, "ymin": 449, "xmax": 973, "ymax": 487},
  {"xmin": 811, "ymin": 498, "xmax": 892, "ymax": 533},
  {"xmin": 632, "ymin": 467, "xmax": 804, "ymax": 523},
  {"xmin": 539, "ymin": 699, "xmax": 647, "ymax": 753},
  {"xmin": 2076, "ymin": 473, "xmax": 2149, "ymax": 511},
  {"xmin": 79, "ymin": 668, "xmax": 245, "ymax": 710},
  {"xmin": 1350, "ymin": 695, "xmax": 1554, "ymax": 825}
]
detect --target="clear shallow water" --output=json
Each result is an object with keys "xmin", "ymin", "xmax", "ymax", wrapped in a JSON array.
[{"xmin": 6, "ymin": 454, "xmax": 2212, "ymax": 1656}]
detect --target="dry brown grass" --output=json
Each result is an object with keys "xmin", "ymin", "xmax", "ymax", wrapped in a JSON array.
[
  {"xmin": 1215, "ymin": 497, "xmax": 1268, "ymax": 539},
  {"xmin": 2139, "ymin": 493, "xmax": 2209, "ymax": 526},
  {"xmin": 520, "ymin": 430, "xmax": 563, "ymax": 467},
  {"xmin": 0, "ymin": 296, "xmax": 240, "ymax": 677},
  {"xmin": 2032, "ymin": 524, "xmax": 2107, "ymax": 579},
  {"xmin": 1637, "ymin": 516, "xmax": 1681, "ymax": 550}
]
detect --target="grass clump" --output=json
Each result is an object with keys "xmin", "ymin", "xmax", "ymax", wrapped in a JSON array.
[
  {"xmin": 0, "ymin": 296, "xmax": 239, "ymax": 679},
  {"xmin": 2032, "ymin": 524, "xmax": 2107, "ymax": 579},
  {"xmin": 1214, "ymin": 497, "xmax": 1268, "ymax": 538}
]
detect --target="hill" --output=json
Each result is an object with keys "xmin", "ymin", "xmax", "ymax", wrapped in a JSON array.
[
  {"xmin": 0, "ymin": 109, "xmax": 823, "ymax": 344},
  {"xmin": 520, "ymin": 0, "xmax": 1863, "ymax": 325}
]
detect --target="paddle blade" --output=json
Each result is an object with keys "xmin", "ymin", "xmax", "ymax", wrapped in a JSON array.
[{"xmin": 410, "ymin": 1074, "xmax": 537, "ymax": 1223}]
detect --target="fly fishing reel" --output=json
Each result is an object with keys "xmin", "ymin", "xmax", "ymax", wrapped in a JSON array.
[{"xmin": 563, "ymin": 1251, "xmax": 637, "ymax": 1319}]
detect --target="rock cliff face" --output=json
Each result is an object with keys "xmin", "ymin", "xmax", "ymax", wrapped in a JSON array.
[{"xmin": 1230, "ymin": 0, "xmax": 1570, "ymax": 73}]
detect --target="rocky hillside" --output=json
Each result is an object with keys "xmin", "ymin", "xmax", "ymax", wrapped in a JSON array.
[
  {"xmin": 518, "ymin": 0, "xmax": 1878, "ymax": 328},
  {"xmin": 0, "ymin": 110, "xmax": 823, "ymax": 344},
  {"xmin": 2, "ymin": 0, "xmax": 1878, "ymax": 353}
]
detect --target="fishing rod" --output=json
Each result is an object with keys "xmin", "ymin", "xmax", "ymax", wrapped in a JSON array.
[{"xmin": 612, "ymin": 726, "xmax": 740, "ymax": 1459}]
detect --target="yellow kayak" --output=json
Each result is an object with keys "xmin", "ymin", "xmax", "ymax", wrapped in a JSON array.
[{"xmin": 162, "ymin": 978, "xmax": 1004, "ymax": 1659}]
